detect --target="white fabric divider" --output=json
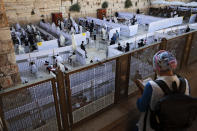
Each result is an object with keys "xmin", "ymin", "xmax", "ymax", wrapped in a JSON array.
[
  {"xmin": 85, "ymin": 17, "xmax": 138, "ymax": 37},
  {"xmin": 118, "ymin": 12, "xmax": 164, "ymax": 24},
  {"xmin": 178, "ymin": 25, "xmax": 187, "ymax": 30},
  {"xmin": 16, "ymin": 46, "xmax": 73, "ymax": 61},
  {"xmin": 109, "ymin": 27, "xmax": 120, "ymax": 40},
  {"xmin": 76, "ymin": 47, "xmax": 86, "ymax": 65},
  {"xmin": 70, "ymin": 17, "xmax": 79, "ymax": 33},
  {"xmin": 121, "ymin": 25, "xmax": 138, "ymax": 37},
  {"xmin": 148, "ymin": 17, "xmax": 183, "ymax": 33},
  {"xmin": 190, "ymin": 23, "xmax": 197, "ymax": 29},
  {"xmin": 108, "ymin": 47, "xmax": 123, "ymax": 58},
  {"xmin": 189, "ymin": 14, "xmax": 197, "ymax": 23},
  {"xmin": 37, "ymin": 39, "xmax": 58, "ymax": 51},
  {"xmin": 39, "ymin": 22, "xmax": 72, "ymax": 44},
  {"xmin": 74, "ymin": 32, "xmax": 88, "ymax": 46}
]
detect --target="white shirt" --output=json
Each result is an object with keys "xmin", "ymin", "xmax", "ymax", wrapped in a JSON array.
[
  {"xmin": 55, "ymin": 56, "xmax": 63, "ymax": 64},
  {"xmin": 31, "ymin": 64, "xmax": 38, "ymax": 74}
]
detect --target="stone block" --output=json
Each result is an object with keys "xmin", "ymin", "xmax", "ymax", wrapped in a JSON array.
[
  {"xmin": 10, "ymin": 72, "xmax": 21, "ymax": 85},
  {"xmin": 0, "ymin": 27, "xmax": 11, "ymax": 40},
  {"xmin": 0, "ymin": 53, "xmax": 8, "ymax": 66},
  {"xmin": 0, "ymin": 76, "xmax": 13, "ymax": 88},
  {"xmin": 0, "ymin": 64, "xmax": 19, "ymax": 76},
  {"xmin": 7, "ymin": 52, "xmax": 16, "ymax": 64},
  {"xmin": 0, "ymin": 39, "xmax": 14, "ymax": 54}
]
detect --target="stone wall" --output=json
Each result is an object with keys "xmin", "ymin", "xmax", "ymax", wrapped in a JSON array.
[
  {"xmin": 4, "ymin": 0, "xmax": 151, "ymax": 24},
  {"xmin": 0, "ymin": 0, "xmax": 21, "ymax": 89},
  {"xmin": 3, "ymin": 0, "xmax": 193, "ymax": 24}
]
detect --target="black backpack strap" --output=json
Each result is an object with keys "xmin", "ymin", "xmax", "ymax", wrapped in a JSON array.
[
  {"xmin": 178, "ymin": 77, "xmax": 186, "ymax": 94},
  {"xmin": 154, "ymin": 80, "xmax": 172, "ymax": 95}
]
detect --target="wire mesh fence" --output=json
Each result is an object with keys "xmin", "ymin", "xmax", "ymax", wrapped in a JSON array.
[
  {"xmin": 188, "ymin": 32, "xmax": 197, "ymax": 64},
  {"xmin": 166, "ymin": 35, "xmax": 187, "ymax": 70},
  {"xmin": 128, "ymin": 44, "xmax": 160, "ymax": 95},
  {"xmin": 0, "ymin": 79, "xmax": 58, "ymax": 131},
  {"xmin": 68, "ymin": 60, "xmax": 116, "ymax": 123}
]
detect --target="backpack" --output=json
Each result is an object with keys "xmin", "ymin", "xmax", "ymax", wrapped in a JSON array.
[{"xmin": 148, "ymin": 77, "xmax": 197, "ymax": 131}]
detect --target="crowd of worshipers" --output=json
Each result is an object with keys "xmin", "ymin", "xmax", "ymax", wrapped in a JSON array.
[
  {"xmin": 149, "ymin": 6, "xmax": 194, "ymax": 18},
  {"xmin": 10, "ymin": 23, "xmax": 52, "ymax": 54}
]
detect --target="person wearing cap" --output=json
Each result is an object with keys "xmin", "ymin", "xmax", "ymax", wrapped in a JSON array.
[{"xmin": 136, "ymin": 50, "xmax": 190, "ymax": 131}]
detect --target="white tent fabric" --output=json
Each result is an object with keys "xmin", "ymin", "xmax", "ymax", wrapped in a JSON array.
[
  {"xmin": 185, "ymin": 2, "xmax": 197, "ymax": 7},
  {"xmin": 170, "ymin": 1, "xmax": 185, "ymax": 6},
  {"xmin": 152, "ymin": 1, "xmax": 197, "ymax": 7},
  {"xmin": 71, "ymin": 34, "xmax": 77, "ymax": 51},
  {"xmin": 151, "ymin": 0, "xmax": 170, "ymax": 5}
]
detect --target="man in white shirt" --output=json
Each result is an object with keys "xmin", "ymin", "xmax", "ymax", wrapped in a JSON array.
[
  {"xmin": 30, "ymin": 62, "xmax": 38, "ymax": 78},
  {"xmin": 55, "ymin": 54, "xmax": 63, "ymax": 64}
]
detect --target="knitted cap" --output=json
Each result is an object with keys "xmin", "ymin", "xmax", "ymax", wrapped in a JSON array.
[{"xmin": 153, "ymin": 50, "xmax": 177, "ymax": 72}]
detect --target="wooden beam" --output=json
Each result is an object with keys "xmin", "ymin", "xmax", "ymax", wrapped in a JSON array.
[
  {"xmin": 181, "ymin": 33, "xmax": 193, "ymax": 68},
  {"xmin": 56, "ymin": 70, "xmax": 71, "ymax": 131}
]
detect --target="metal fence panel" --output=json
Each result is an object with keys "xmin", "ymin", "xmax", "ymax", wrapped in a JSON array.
[
  {"xmin": 188, "ymin": 32, "xmax": 197, "ymax": 64},
  {"xmin": 129, "ymin": 44, "xmax": 160, "ymax": 95},
  {"xmin": 0, "ymin": 80, "xmax": 58, "ymax": 131},
  {"xmin": 166, "ymin": 36, "xmax": 187, "ymax": 69},
  {"xmin": 69, "ymin": 60, "xmax": 116, "ymax": 123}
]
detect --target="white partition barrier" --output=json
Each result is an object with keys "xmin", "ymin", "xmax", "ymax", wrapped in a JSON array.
[
  {"xmin": 189, "ymin": 14, "xmax": 197, "ymax": 23},
  {"xmin": 148, "ymin": 17, "xmax": 183, "ymax": 33},
  {"xmin": 16, "ymin": 46, "xmax": 73, "ymax": 61},
  {"xmin": 121, "ymin": 24, "xmax": 138, "ymax": 37},
  {"xmin": 39, "ymin": 22, "xmax": 72, "ymax": 45},
  {"xmin": 118, "ymin": 12, "xmax": 164, "ymax": 24},
  {"xmin": 109, "ymin": 27, "xmax": 120, "ymax": 40},
  {"xmin": 74, "ymin": 32, "xmax": 88, "ymax": 46},
  {"xmin": 108, "ymin": 47, "xmax": 123, "ymax": 58},
  {"xmin": 190, "ymin": 23, "xmax": 197, "ymax": 29},
  {"xmin": 37, "ymin": 39, "xmax": 58, "ymax": 51},
  {"xmin": 85, "ymin": 17, "xmax": 138, "ymax": 37},
  {"xmin": 70, "ymin": 17, "xmax": 79, "ymax": 33},
  {"xmin": 76, "ymin": 47, "xmax": 86, "ymax": 65}
]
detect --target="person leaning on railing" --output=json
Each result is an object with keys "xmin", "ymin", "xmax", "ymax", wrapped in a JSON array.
[{"xmin": 136, "ymin": 50, "xmax": 191, "ymax": 131}]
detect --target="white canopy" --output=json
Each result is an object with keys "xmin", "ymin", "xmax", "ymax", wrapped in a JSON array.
[
  {"xmin": 152, "ymin": 0, "xmax": 187, "ymax": 6},
  {"xmin": 184, "ymin": 2, "xmax": 197, "ymax": 7},
  {"xmin": 151, "ymin": 0, "xmax": 170, "ymax": 5},
  {"xmin": 170, "ymin": 1, "xmax": 185, "ymax": 6}
]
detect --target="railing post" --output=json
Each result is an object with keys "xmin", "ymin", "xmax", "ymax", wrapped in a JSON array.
[
  {"xmin": 0, "ymin": 107, "xmax": 8, "ymax": 131},
  {"xmin": 64, "ymin": 73, "xmax": 73, "ymax": 126},
  {"xmin": 51, "ymin": 78, "xmax": 62, "ymax": 131},
  {"xmin": 181, "ymin": 33, "xmax": 193, "ymax": 68},
  {"xmin": 56, "ymin": 70, "xmax": 71, "ymax": 131},
  {"xmin": 115, "ymin": 53, "xmax": 131, "ymax": 103},
  {"xmin": 159, "ymin": 38, "xmax": 167, "ymax": 50},
  {"xmin": 0, "ymin": 93, "xmax": 8, "ymax": 131}
]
